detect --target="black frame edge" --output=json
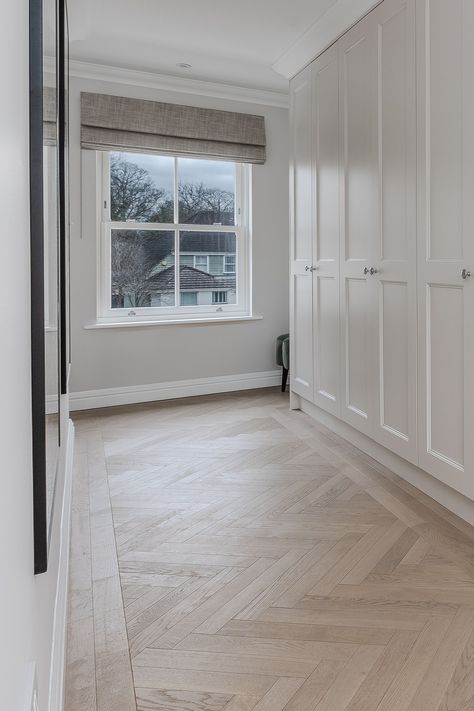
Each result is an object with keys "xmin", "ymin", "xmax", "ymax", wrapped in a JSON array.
[
  {"xmin": 30, "ymin": 0, "xmax": 48, "ymax": 574},
  {"xmin": 58, "ymin": 0, "xmax": 68, "ymax": 395}
]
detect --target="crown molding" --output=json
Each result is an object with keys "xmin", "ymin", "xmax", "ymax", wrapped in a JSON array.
[
  {"xmin": 272, "ymin": 0, "xmax": 382, "ymax": 79},
  {"xmin": 45, "ymin": 57, "xmax": 289, "ymax": 108}
]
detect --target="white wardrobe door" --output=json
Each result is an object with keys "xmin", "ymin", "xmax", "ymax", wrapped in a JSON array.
[
  {"xmin": 371, "ymin": 0, "xmax": 418, "ymax": 463},
  {"xmin": 312, "ymin": 45, "xmax": 341, "ymax": 417},
  {"xmin": 417, "ymin": 0, "xmax": 474, "ymax": 498},
  {"xmin": 290, "ymin": 65, "xmax": 314, "ymax": 401},
  {"xmin": 339, "ymin": 12, "xmax": 379, "ymax": 436}
]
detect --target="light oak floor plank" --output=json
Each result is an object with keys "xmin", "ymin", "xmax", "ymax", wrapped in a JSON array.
[{"xmin": 65, "ymin": 390, "xmax": 474, "ymax": 711}]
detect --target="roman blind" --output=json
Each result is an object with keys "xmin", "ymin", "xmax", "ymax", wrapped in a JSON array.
[
  {"xmin": 43, "ymin": 86, "xmax": 57, "ymax": 145},
  {"xmin": 80, "ymin": 92, "xmax": 266, "ymax": 164}
]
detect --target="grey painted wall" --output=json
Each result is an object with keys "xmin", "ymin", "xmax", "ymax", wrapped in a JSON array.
[{"xmin": 69, "ymin": 76, "xmax": 289, "ymax": 393}]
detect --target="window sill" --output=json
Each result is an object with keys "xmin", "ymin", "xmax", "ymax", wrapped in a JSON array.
[{"xmin": 84, "ymin": 315, "xmax": 263, "ymax": 330}]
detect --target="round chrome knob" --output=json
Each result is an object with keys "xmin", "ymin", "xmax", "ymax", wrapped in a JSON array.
[
  {"xmin": 461, "ymin": 268, "xmax": 471, "ymax": 280},
  {"xmin": 369, "ymin": 267, "xmax": 378, "ymax": 275},
  {"xmin": 363, "ymin": 267, "xmax": 370, "ymax": 275}
]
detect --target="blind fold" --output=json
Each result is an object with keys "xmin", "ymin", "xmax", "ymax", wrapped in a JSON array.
[{"xmin": 80, "ymin": 92, "xmax": 266, "ymax": 164}]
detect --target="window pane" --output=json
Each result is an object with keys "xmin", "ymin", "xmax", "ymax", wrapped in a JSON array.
[
  {"xmin": 179, "ymin": 231, "xmax": 237, "ymax": 305},
  {"xmin": 178, "ymin": 158, "xmax": 235, "ymax": 225},
  {"xmin": 111, "ymin": 229, "xmax": 175, "ymax": 308},
  {"xmin": 224, "ymin": 255, "xmax": 236, "ymax": 273},
  {"xmin": 180, "ymin": 291, "xmax": 198, "ymax": 306},
  {"xmin": 194, "ymin": 255, "xmax": 208, "ymax": 271},
  {"xmin": 212, "ymin": 291, "xmax": 227, "ymax": 304},
  {"xmin": 110, "ymin": 152, "xmax": 174, "ymax": 223}
]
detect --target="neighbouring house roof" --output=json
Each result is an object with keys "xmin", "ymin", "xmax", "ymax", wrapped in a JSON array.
[
  {"xmin": 111, "ymin": 232, "xmax": 235, "ymax": 263},
  {"xmin": 150, "ymin": 265, "xmax": 236, "ymax": 292},
  {"xmin": 183, "ymin": 210, "xmax": 234, "ymax": 227},
  {"xmin": 179, "ymin": 232, "xmax": 235, "ymax": 253}
]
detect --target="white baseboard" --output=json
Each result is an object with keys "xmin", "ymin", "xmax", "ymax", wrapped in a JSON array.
[
  {"xmin": 46, "ymin": 395, "xmax": 58, "ymax": 415},
  {"xmin": 296, "ymin": 394, "xmax": 474, "ymax": 526},
  {"xmin": 48, "ymin": 419, "xmax": 75, "ymax": 711},
  {"xmin": 70, "ymin": 370, "xmax": 282, "ymax": 411}
]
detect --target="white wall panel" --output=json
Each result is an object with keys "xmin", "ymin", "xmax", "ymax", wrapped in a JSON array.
[
  {"xmin": 373, "ymin": 0, "xmax": 418, "ymax": 462},
  {"xmin": 428, "ymin": 285, "xmax": 464, "ymax": 468},
  {"xmin": 312, "ymin": 46, "xmax": 340, "ymax": 415},
  {"xmin": 380, "ymin": 281, "xmax": 409, "ymax": 439},
  {"xmin": 339, "ymin": 14, "xmax": 378, "ymax": 435},
  {"xmin": 316, "ymin": 277, "xmax": 340, "ymax": 406},
  {"xmin": 346, "ymin": 278, "xmax": 370, "ymax": 420},
  {"xmin": 290, "ymin": 66, "xmax": 314, "ymax": 400},
  {"xmin": 429, "ymin": 0, "xmax": 463, "ymax": 261},
  {"xmin": 417, "ymin": 0, "xmax": 474, "ymax": 498}
]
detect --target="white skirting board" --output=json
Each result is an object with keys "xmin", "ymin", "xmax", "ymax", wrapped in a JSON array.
[
  {"xmin": 295, "ymin": 394, "xmax": 474, "ymax": 526},
  {"xmin": 48, "ymin": 419, "xmax": 75, "ymax": 711},
  {"xmin": 70, "ymin": 370, "xmax": 282, "ymax": 411},
  {"xmin": 46, "ymin": 395, "xmax": 58, "ymax": 415}
]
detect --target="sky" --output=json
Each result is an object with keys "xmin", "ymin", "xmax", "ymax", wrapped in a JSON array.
[{"xmin": 113, "ymin": 151, "xmax": 236, "ymax": 197}]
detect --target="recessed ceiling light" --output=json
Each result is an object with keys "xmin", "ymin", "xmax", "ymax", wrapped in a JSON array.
[{"xmin": 176, "ymin": 62, "xmax": 192, "ymax": 70}]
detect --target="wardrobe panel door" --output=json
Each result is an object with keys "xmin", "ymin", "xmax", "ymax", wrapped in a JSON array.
[
  {"xmin": 380, "ymin": 281, "xmax": 410, "ymax": 437},
  {"xmin": 345, "ymin": 276, "xmax": 372, "ymax": 420},
  {"xmin": 312, "ymin": 46, "xmax": 340, "ymax": 416},
  {"xmin": 290, "ymin": 66, "xmax": 314, "ymax": 401},
  {"xmin": 293, "ymin": 276, "xmax": 314, "ymax": 398},
  {"xmin": 339, "ymin": 16, "xmax": 378, "ymax": 436},
  {"xmin": 417, "ymin": 0, "xmax": 474, "ymax": 498},
  {"xmin": 372, "ymin": 0, "xmax": 418, "ymax": 463},
  {"xmin": 428, "ymin": 283, "xmax": 464, "ymax": 468}
]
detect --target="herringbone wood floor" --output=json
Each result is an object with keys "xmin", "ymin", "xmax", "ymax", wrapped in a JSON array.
[{"xmin": 66, "ymin": 389, "xmax": 474, "ymax": 711}]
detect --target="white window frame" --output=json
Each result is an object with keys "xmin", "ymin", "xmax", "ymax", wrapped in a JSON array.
[
  {"xmin": 212, "ymin": 290, "xmax": 228, "ymax": 304},
  {"xmin": 193, "ymin": 255, "xmax": 209, "ymax": 272},
  {"xmin": 223, "ymin": 254, "xmax": 236, "ymax": 274},
  {"xmin": 96, "ymin": 152, "xmax": 251, "ymax": 323}
]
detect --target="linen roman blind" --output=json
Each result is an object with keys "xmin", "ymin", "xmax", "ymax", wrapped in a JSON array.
[
  {"xmin": 43, "ymin": 85, "xmax": 57, "ymax": 146},
  {"xmin": 80, "ymin": 92, "xmax": 266, "ymax": 164}
]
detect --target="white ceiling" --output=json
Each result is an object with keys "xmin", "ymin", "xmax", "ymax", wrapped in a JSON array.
[{"xmin": 67, "ymin": 0, "xmax": 338, "ymax": 93}]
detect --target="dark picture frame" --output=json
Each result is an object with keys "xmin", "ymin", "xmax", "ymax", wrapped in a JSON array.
[
  {"xmin": 30, "ymin": 0, "xmax": 69, "ymax": 575},
  {"xmin": 59, "ymin": 0, "xmax": 70, "ymax": 394},
  {"xmin": 29, "ymin": 0, "xmax": 48, "ymax": 575}
]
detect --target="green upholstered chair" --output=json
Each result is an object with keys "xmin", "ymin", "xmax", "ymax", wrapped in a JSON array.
[{"xmin": 276, "ymin": 333, "xmax": 289, "ymax": 392}]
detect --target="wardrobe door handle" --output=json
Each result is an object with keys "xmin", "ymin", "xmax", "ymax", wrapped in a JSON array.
[
  {"xmin": 461, "ymin": 268, "xmax": 471, "ymax": 280},
  {"xmin": 363, "ymin": 267, "xmax": 370, "ymax": 275},
  {"xmin": 369, "ymin": 267, "xmax": 378, "ymax": 275}
]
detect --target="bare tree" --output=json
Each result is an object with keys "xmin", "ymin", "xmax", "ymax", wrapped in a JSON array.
[
  {"xmin": 110, "ymin": 154, "xmax": 173, "ymax": 222},
  {"xmin": 111, "ymin": 231, "xmax": 174, "ymax": 307},
  {"xmin": 178, "ymin": 182, "xmax": 234, "ymax": 225},
  {"xmin": 111, "ymin": 232, "xmax": 152, "ymax": 307}
]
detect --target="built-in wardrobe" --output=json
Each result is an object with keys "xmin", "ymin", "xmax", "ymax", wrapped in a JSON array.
[{"xmin": 289, "ymin": 0, "xmax": 474, "ymax": 515}]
